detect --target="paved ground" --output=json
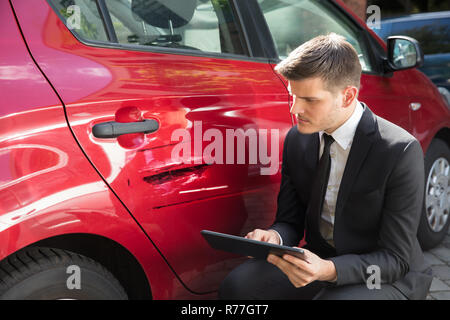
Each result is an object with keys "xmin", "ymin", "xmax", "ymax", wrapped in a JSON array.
[{"xmin": 425, "ymin": 227, "xmax": 450, "ymax": 300}]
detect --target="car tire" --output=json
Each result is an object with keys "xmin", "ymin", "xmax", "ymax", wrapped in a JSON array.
[
  {"xmin": 417, "ymin": 138, "xmax": 450, "ymax": 250},
  {"xmin": 0, "ymin": 247, "xmax": 128, "ymax": 300}
]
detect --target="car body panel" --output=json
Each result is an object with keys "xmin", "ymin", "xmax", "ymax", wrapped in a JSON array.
[
  {"xmin": 9, "ymin": 0, "xmax": 293, "ymax": 293},
  {"xmin": 0, "ymin": 0, "xmax": 188, "ymax": 299}
]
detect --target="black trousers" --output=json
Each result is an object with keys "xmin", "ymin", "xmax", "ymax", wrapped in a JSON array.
[{"xmin": 219, "ymin": 259, "xmax": 408, "ymax": 300}]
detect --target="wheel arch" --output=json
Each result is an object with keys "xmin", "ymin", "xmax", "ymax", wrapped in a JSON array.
[
  {"xmin": 28, "ymin": 233, "xmax": 152, "ymax": 300},
  {"xmin": 434, "ymin": 127, "xmax": 450, "ymax": 148}
]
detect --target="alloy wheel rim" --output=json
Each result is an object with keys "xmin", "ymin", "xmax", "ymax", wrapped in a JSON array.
[{"xmin": 425, "ymin": 157, "xmax": 449, "ymax": 232}]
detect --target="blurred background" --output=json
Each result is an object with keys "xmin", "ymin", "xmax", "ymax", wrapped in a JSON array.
[
  {"xmin": 343, "ymin": 0, "xmax": 450, "ymax": 106},
  {"xmin": 343, "ymin": 0, "xmax": 450, "ymax": 20}
]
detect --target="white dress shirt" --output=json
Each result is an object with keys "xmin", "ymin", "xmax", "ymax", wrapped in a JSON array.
[
  {"xmin": 318, "ymin": 101, "xmax": 364, "ymax": 246},
  {"xmin": 273, "ymin": 101, "xmax": 364, "ymax": 246}
]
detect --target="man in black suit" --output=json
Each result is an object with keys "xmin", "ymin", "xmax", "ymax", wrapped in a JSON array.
[{"xmin": 219, "ymin": 33, "xmax": 433, "ymax": 300}]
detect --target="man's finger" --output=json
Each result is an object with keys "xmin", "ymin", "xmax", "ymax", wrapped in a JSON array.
[
  {"xmin": 282, "ymin": 254, "xmax": 312, "ymax": 272},
  {"xmin": 267, "ymin": 254, "xmax": 308, "ymax": 277},
  {"xmin": 267, "ymin": 254, "xmax": 308, "ymax": 287},
  {"xmin": 246, "ymin": 229, "xmax": 263, "ymax": 241},
  {"xmin": 267, "ymin": 254, "xmax": 294, "ymax": 278},
  {"xmin": 267, "ymin": 254, "xmax": 289, "ymax": 270}
]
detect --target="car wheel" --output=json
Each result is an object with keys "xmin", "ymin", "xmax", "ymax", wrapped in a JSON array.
[
  {"xmin": 417, "ymin": 138, "xmax": 450, "ymax": 250},
  {"xmin": 0, "ymin": 247, "xmax": 128, "ymax": 300}
]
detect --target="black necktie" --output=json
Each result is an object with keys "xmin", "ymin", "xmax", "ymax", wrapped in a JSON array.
[{"xmin": 307, "ymin": 133, "xmax": 335, "ymax": 249}]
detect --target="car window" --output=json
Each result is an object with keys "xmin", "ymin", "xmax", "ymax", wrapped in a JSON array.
[
  {"xmin": 257, "ymin": 0, "xmax": 373, "ymax": 72},
  {"xmin": 49, "ymin": 0, "xmax": 109, "ymax": 42},
  {"xmin": 105, "ymin": 0, "xmax": 245, "ymax": 55},
  {"xmin": 390, "ymin": 18, "xmax": 450, "ymax": 55},
  {"xmin": 49, "ymin": 0, "xmax": 246, "ymax": 56}
]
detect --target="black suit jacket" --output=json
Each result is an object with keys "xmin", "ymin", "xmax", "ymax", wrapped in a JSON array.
[{"xmin": 271, "ymin": 103, "xmax": 433, "ymax": 300}]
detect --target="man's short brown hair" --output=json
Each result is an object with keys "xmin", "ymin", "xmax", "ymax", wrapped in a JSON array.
[{"xmin": 274, "ymin": 33, "xmax": 362, "ymax": 92}]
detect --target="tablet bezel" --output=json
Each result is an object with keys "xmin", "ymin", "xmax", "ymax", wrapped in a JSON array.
[{"xmin": 201, "ymin": 230, "xmax": 305, "ymax": 260}]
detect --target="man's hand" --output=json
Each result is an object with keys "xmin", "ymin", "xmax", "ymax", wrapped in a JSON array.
[
  {"xmin": 267, "ymin": 248, "xmax": 337, "ymax": 288},
  {"xmin": 245, "ymin": 229, "xmax": 280, "ymax": 244}
]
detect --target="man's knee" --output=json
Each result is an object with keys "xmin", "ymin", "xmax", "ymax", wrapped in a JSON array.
[
  {"xmin": 219, "ymin": 259, "xmax": 265, "ymax": 300},
  {"xmin": 218, "ymin": 271, "xmax": 248, "ymax": 300},
  {"xmin": 219, "ymin": 258, "xmax": 293, "ymax": 300}
]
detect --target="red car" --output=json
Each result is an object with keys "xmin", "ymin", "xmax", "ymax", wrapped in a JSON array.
[{"xmin": 0, "ymin": 0, "xmax": 448, "ymax": 299}]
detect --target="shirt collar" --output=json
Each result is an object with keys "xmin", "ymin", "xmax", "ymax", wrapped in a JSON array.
[{"xmin": 319, "ymin": 100, "xmax": 364, "ymax": 150}]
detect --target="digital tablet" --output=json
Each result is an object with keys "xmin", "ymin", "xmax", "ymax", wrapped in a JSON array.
[{"xmin": 201, "ymin": 230, "xmax": 305, "ymax": 260}]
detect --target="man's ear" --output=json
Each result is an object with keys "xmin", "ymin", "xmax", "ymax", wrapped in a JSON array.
[{"xmin": 342, "ymin": 86, "xmax": 358, "ymax": 108}]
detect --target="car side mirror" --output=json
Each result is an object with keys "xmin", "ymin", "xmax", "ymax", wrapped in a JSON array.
[{"xmin": 385, "ymin": 36, "xmax": 424, "ymax": 72}]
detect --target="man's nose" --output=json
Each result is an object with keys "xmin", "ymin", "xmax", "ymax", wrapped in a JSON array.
[{"xmin": 290, "ymin": 100, "xmax": 305, "ymax": 115}]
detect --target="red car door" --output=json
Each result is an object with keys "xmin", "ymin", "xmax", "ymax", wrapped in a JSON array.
[{"xmin": 11, "ymin": 0, "xmax": 292, "ymax": 293}]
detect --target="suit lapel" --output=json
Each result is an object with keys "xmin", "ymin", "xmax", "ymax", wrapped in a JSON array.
[{"xmin": 334, "ymin": 104, "xmax": 378, "ymax": 222}]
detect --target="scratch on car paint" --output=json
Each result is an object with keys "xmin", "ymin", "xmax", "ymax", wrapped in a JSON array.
[{"xmin": 143, "ymin": 163, "xmax": 210, "ymax": 185}]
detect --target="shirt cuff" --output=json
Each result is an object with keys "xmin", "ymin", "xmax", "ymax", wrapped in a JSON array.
[{"xmin": 269, "ymin": 229, "xmax": 283, "ymax": 246}]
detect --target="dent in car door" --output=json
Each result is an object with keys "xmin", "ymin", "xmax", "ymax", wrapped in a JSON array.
[{"xmin": 11, "ymin": 0, "xmax": 293, "ymax": 293}]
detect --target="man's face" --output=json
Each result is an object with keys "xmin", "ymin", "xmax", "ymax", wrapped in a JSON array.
[{"xmin": 288, "ymin": 77, "xmax": 344, "ymax": 134}]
